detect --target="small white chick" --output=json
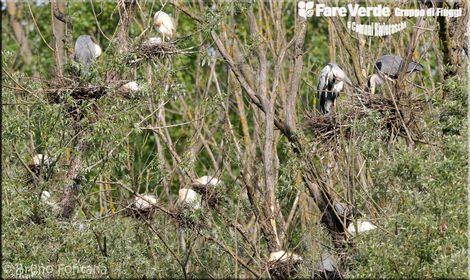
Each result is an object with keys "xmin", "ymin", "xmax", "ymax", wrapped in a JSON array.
[
  {"xmin": 347, "ymin": 220, "xmax": 377, "ymax": 235},
  {"xmin": 32, "ymin": 154, "xmax": 51, "ymax": 167},
  {"xmin": 134, "ymin": 195, "xmax": 157, "ymax": 210},
  {"xmin": 120, "ymin": 81, "xmax": 140, "ymax": 92},
  {"xmin": 195, "ymin": 175, "xmax": 221, "ymax": 187},
  {"xmin": 178, "ymin": 188, "xmax": 201, "ymax": 209},
  {"xmin": 269, "ymin": 250, "xmax": 303, "ymax": 263}
]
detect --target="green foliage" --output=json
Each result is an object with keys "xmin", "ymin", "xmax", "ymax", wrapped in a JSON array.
[
  {"xmin": 348, "ymin": 78, "xmax": 468, "ymax": 278},
  {"xmin": 2, "ymin": 1, "xmax": 467, "ymax": 279}
]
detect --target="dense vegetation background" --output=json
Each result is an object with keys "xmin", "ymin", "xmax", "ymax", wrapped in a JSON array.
[{"xmin": 2, "ymin": 0, "xmax": 468, "ymax": 278}]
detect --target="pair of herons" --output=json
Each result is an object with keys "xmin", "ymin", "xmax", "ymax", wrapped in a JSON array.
[{"xmin": 317, "ymin": 55, "xmax": 424, "ymax": 114}]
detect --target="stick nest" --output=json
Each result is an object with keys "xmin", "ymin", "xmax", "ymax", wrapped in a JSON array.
[
  {"xmin": 355, "ymin": 94, "xmax": 424, "ymax": 139},
  {"xmin": 44, "ymin": 79, "xmax": 134, "ymax": 104},
  {"xmin": 174, "ymin": 206, "xmax": 205, "ymax": 232},
  {"xmin": 304, "ymin": 113, "xmax": 352, "ymax": 142},
  {"xmin": 268, "ymin": 258, "xmax": 303, "ymax": 279},
  {"xmin": 128, "ymin": 41, "xmax": 180, "ymax": 64},
  {"xmin": 125, "ymin": 198, "xmax": 156, "ymax": 221},
  {"xmin": 192, "ymin": 184, "xmax": 225, "ymax": 208}
]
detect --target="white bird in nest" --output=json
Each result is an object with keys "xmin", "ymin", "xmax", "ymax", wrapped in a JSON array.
[
  {"xmin": 32, "ymin": 154, "xmax": 52, "ymax": 168},
  {"xmin": 178, "ymin": 189, "xmax": 201, "ymax": 209},
  {"xmin": 347, "ymin": 219, "xmax": 377, "ymax": 235},
  {"xmin": 194, "ymin": 175, "xmax": 221, "ymax": 187},
  {"xmin": 269, "ymin": 250, "xmax": 303, "ymax": 263},
  {"xmin": 120, "ymin": 81, "xmax": 140, "ymax": 92},
  {"xmin": 154, "ymin": 11, "xmax": 176, "ymax": 42},
  {"xmin": 143, "ymin": 37, "xmax": 162, "ymax": 47},
  {"xmin": 134, "ymin": 194, "xmax": 157, "ymax": 210}
]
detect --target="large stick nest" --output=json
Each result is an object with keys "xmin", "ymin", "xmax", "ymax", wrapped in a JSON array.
[
  {"xmin": 44, "ymin": 79, "xmax": 136, "ymax": 104},
  {"xmin": 355, "ymin": 94, "xmax": 424, "ymax": 140},
  {"xmin": 268, "ymin": 258, "xmax": 303, "ymax": 279},
  {"xmin": 304, "ymin": 113, "xmax": 352, "ymax": 143},
  {"xmin": 138, "ymin": 41, "xmax": 178, "ymax": 57},
  {"xmin": 125, "ymin": 196, "xmax": 157, "ymax": 221},
  {"xmin": 191, "ymin": 183, "xmax": 226, "ymax": 209},
  {"xmin": 174, "ymin": 206, "xmax": 205, "ymax": 232},
  {"xmin": 304, "ymin": 94, "xmax": 424, "ymax": 144}
]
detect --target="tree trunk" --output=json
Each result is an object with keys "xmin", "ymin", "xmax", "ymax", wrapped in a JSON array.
[
  {"xmin": 51, "ymin": 0, "xmax": 66, "ymax": 77},
  {"xmin": 6, "ymin": 1, "xmax": 33, "ymax": 65}
]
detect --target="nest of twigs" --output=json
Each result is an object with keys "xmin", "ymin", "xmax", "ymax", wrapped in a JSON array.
[
  {"xmin": 355, "ymin": 94, "xmax": 424, "ymax": 140},
  {"xmin": 128, "ymin": 41, "xmax": 180, "ymax": 65},
  {"xmin": 304, "ymin": 112, "xmax": 352, "ymax": 143},
  {"xmin": 191, "ymin": 184, "xmax": 225, "ymax": 208},
  {"xmin": 174, "ymin": 206, "xmax": 205, "ymax": 232},
  {"xmin": 45, "ymin": 79, "xmax": 136, "ymax": 104},
  {"xmin": 268, "ymin": 259, "xmax": 303, "ymax": 279},
  {"xmin": 45, "ymin": 79, "xmax": 108, "ymax": 104},
  {"xmin": 126, "ymin": 197, "xmax": 157, "ymax": 221}
]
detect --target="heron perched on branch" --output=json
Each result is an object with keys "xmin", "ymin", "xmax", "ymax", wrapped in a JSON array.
[
  {"xmin": 154, "ymin": 11, "xmax": 175, "ymax": 42},
  {"xmin": 317, "ymin": 63, "xmax": 351, "ymax": 114},
  {"xmin": 367, "ymin": 55, "xmax": 424, "ymax": 94},
  {"xmin": 73, "ymin": 35, "xmax": 102, "ymax": 72}
]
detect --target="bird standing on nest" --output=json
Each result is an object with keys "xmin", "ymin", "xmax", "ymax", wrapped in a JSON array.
[
  {"xmin": 154, "ymin": 11, "xmax": 176, "ymax": 42},
  {"xmin": 367, "ymin": 55, "xmax": 424, "ymax": 95},
  {"xmin": 317, "ymin": 63, "xmax": 351, "ymax": 115},
  {"xmin": 73, "ymin": 35, "xmax": 102, "ymax": 73}
]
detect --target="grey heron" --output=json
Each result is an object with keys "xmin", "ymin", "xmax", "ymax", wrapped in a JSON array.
[
  {"xmin": 367, "ymin": 55, "xmax": 424, "ymax": 94},
  {"xmin": 73, "ymin": 35, "xmax": 102, "ymax": 72},
  {"xmin": 154, "ymin": 11, "xmax": 176, "ymax": 42},
  {"xmin": 375, "ymin": 55, "xmax": 423, "ymax": 80},
  {"xmin": 317, "ymin": 63, "xmax": 351, "ymax": 114}
]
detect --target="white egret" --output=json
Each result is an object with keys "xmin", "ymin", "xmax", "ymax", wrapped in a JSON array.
[
  {"xmin": 154, "ymin": 11, "xmax": 175, "ymax": 42},
  {"xmin": 347, "ymin": 219, "xmax": 377, "ymax": 235},
  {"xmin": 178, "ymin": 188, "xmax": 201, "ymax": 209}
]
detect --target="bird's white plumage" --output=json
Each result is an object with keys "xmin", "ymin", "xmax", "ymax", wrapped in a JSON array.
[
  {"xmin": 93, "ymin": 43, "xmax": 102, "ymax": 58},
  {"xmin": 347, "ymin": 220, "xmax": 377, "ymax": 235},
  {"xmin": 317, "ymin": 63, "xmax": 351, "ymax": 92},
  {"xmin": 41, "ymin": 190, "xmax": 51, "ymax": 201},
  {"xmin": 154, "ymin": 11, "xmax": 175, "ymax": 40},
  {"xmin": 269, "ymin": 250, "xmax": 303, "ymax": 262},
  {"xmin": 368, "ymin": 74, "xmax": 384, "ymax": 95},
  {"xmin": 178, "ymin": 189, "xmax": 200, "ymax": 209},
  {"xmin": 121, "ymin": 81, "xmax": 140, "ymax": 92},
  {"xmin": 134, "ymin": 195, "xmax": 157, "ymax": 209},
  {"xmin": 41, "ymin": 190, "xmax": 57, "ymax": 207},
  {"xmin": 195, "ymin": 175, "xmax": 221, "ymax": 187},
  {"xmin": 32, "ymin": 154, "xmax": 51, "ymax": 167},
  {"xmin": 144, "ymin": 37, "xmax": 163, "ymax": 46}
]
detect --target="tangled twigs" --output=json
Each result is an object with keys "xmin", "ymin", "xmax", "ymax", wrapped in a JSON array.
[
  {"xmin": 304, "ymin": 112, "xmax": 353, "ymax": 144},
  {"xmin": 44, "ymin": 79, "xmax": 138, "ymax": 105},
  {"xmin": 355, "ymin": 94, "xmax": 424, "ymax": 141},
  {"xmin": 128, "ymin": 40, "xmax": 197, "ymax": 65}
]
